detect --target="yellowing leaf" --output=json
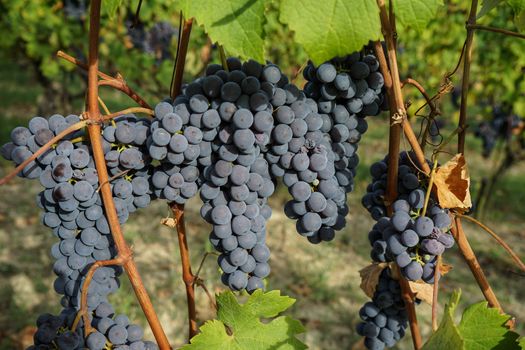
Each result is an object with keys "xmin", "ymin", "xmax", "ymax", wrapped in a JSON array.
[
  {"xmin": 408, "ymin": 281, "xmax": 434, "ymax": 305},
  {"xmin": 359, "ymin": 263, "xmax": 388, "ymax": 298},
  {"xmin": 160, "ymin": 217, "xmax": 176, "ymax": 228},
  {"xmin": 433, "ymin": 154, "xmax": 472, "ymax": 210},
  {"xmin": 440, "ymin": 263, "xmax": 453, "ymax": 276}
]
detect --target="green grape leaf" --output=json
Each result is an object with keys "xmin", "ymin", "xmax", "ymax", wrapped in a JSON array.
[
  {"xmin": 181, "ymin": 290, "xmax": 307, "ymax": 350},
  {"xmin": 421, "ymin": 290, "xmax": 464, "ymax": 350},
  {"xmin": 178, "ymin": 0, "xmax": 267, "ymax": 62},
  {"xmin": 279, "ymin": 0, "xmax": 381, "ymax": 65},
  {"xmin": 477, "ymin": 0, "xmax": 505, "ymax": 18},
  {"xmin": 102, "ymin": 0, "xmax": 123, "ymax": 19},
  {"xmin": 458, "ymin": 300, "xmax": 520, "ymax": 350},
  {"xmin": 392, "ymin": 0, "xmax": 443, "ymax": 32},
  {"xmin": 422, "ymin": 290, "xmax": 522, "ymax": 350}
]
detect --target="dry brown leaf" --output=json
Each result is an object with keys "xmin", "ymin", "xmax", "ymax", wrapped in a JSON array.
[
  {"xmin": 160, "ymin": 217, "xmax": 176, "ymax": 228},
  {"xmin": 433, "ymin": 153, "xmax": 472, "ymax": 211},
  {"xmin": 440, "ymin": 263, "xmax": 453, "ymax": 276},
  {"xmin": 408, "ymin": 281, "xmax": 434, "ymax": 305},
  {"xmin": 359, "ymin": 263, "xmax": 388, "ymax": 298}
]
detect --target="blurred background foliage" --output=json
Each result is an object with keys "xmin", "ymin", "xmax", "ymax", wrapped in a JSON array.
[{"xmin": 0, "ymin": 0, "xmax": 524, "ymax": 349}]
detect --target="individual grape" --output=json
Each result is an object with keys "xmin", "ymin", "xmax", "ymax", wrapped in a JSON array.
[
  {"xmin": 433, "ymin": 212, "xmax": 451, "ymax": 229},
  {"xmin": 316, "ymin": 63, "xmax": 337, "ymax": 83},
  {"xmin": 408, "ymin": 189, "xmax": 425, "ymax": 209},
  {"xmin": 392, "ymin": 199, "xmax": 410, "ymax": 213},
  {"xmin": 108, "ymin": 324, "xmax": 128, "ymax": 345},
  {"xmin": 391, "ymin": 211, "xmax": 411, "ymax": 231},
  {"xmin": 290, "ymin": 181, "xmax": 311, "ymax": 202},
  {"xmin": 414, "ymin": 216, "xmax": 434, "ymax": 237},
  {"xmin": 227, "ymin": 270, "xmax": 248, "ymax": 291},
  {"xmin": 403, "ymin": 261, "xmax": 423, "ymax": 281},
  {"xmin": 87, "ymin": 331, "xmax": 107, "ymax": 350},
  {"xmin": 420, "ymin": 239, "xmax": 445, "ymax": 255},
  {"xmin": 437, "ymin": 233, "xmax": 455, "ymax": 248},
  {"xmin": 400, "ymin": 229, "xmax": 419, "ymax": 247},
  {"xmin": 251, "ymin": 244, "xmax": 270, "ymax": 262},
  {"xmin": 261, "ymin": 64, "xmax": 281, "ymax": 84},
  {"xmin": 211, "ymin": 205, "xmax": 232, "ymax": 225}
]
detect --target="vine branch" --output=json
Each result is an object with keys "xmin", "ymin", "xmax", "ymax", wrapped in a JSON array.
[
  {"xmin": 84, "ymin": 1, "xmax": 171, "ymax": 348},
  {"xmin": 169, "ymin": 14, "xmax": 198, "ymax": 341},
  {"xmin": 467, "ymin": 24, "xmax": 525, "ymax": 40},
  {"xmin": 375, "ymin": 1, "xmax": 423, "ymax": 348},
  {"xmin": 57, "ymin": 50, "xmax": 152, "ymax": 109}
]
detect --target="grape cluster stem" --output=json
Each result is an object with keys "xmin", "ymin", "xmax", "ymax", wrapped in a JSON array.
[
  {"xmin": 170, "ymin": 202, "xmax": 198, "ymax": 339},
  {"xmin": 170, "ymin": 17, "xmax": 193, "ymax": 99},
  {"xmin": 168, "ymin": 13, "xmax": 200, "ymax": 341}
]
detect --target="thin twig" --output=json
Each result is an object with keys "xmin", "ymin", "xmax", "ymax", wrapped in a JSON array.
[
  {"xmin": 58, "ymin": 50, "xmax": 152, "ymax": 109},
  {"xmin": 458, "ymin": 214, "xmax": 525, "ymax": 271},
  {"xmin": 467, "ymin": 24, "xmax": 525, "ymax": 40},
  {"xmin": 57, "ymin": 50, "xmax": 113, "ymax": 80},
  {"xmin": 450, "ymin": 217, "xmax": 503, "ymax": 311},
  {"xmin": 170, "ymin": 202, "xmax": 198, "ymax": 339},
  {"xmin": 101, "ymin": 107, "xmax": 154, "ymax": 121},
  {"xmin": 96, "ymin": 169, "xmax": 132, "ymax": 192},
  {"xmin": 98, "ymin": 79, "xmax": 152, "ymax": 109},
  {"xmin": 422, "ymin": 159, "xmax": 438, "ymax": 217},
  {"xmin": 0, "ymin": 120, "xmax": 88, "ymax": 185},
  {"xmin": 401, "ymin": 78, "xmax": 437, "ymax": 116},
  {"xmin": 84, "ymin": 1, "xmax": 171, "ymax": 348},
  {"xmin": 98, "ymin": 96, "xmax": 111, "ymax": 115},
  {"xmin": 72, "ymin": 256, "xmax": 128, "ymax": 333},
  {"xmin": 432, "ymin": 255, "xmax": 441, "ymax": 331},
  {"xmin": 458, "ymin": 0, "xmax": 479, "ymax": 154},
  {"xmin": 194, "ymin": 251, "xmax": 218, "ymax": 279},
  {"xmin": 195, "ymin": 279, "xmax": 218, "ymax": 311}
]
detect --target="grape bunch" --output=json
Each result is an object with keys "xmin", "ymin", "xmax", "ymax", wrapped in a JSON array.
[
  {"xmin": 29, "ymin": 306, "xmax": 157, "ymax": 350},
  {"xmin": 63, "ymin": 0, "xmax": 87, "ymax": 19},
  {"xmin": 1, "ymin": 115, "xmax": 158, "ymax": 349},
  {"xmin": 475, "ymin": 105, "xmax": 523, "ymax": 158},
  {"xmin": 362, "ymin": 153, "xmax": 455, "ymax": 283},
  {"xmin": 148, "ymin": 57, "xmax": 290, "ymax": 292},
  {"xmin": 297, "ymin": 50, "xmax": 387, "ymax": 239},
  {"xmin": 356, "ymin": 268, "xmax": 408, "ymax": 350},
  {"xmin": 127, "ymin": 21, "xmax": 178, "ymax": 62}
]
